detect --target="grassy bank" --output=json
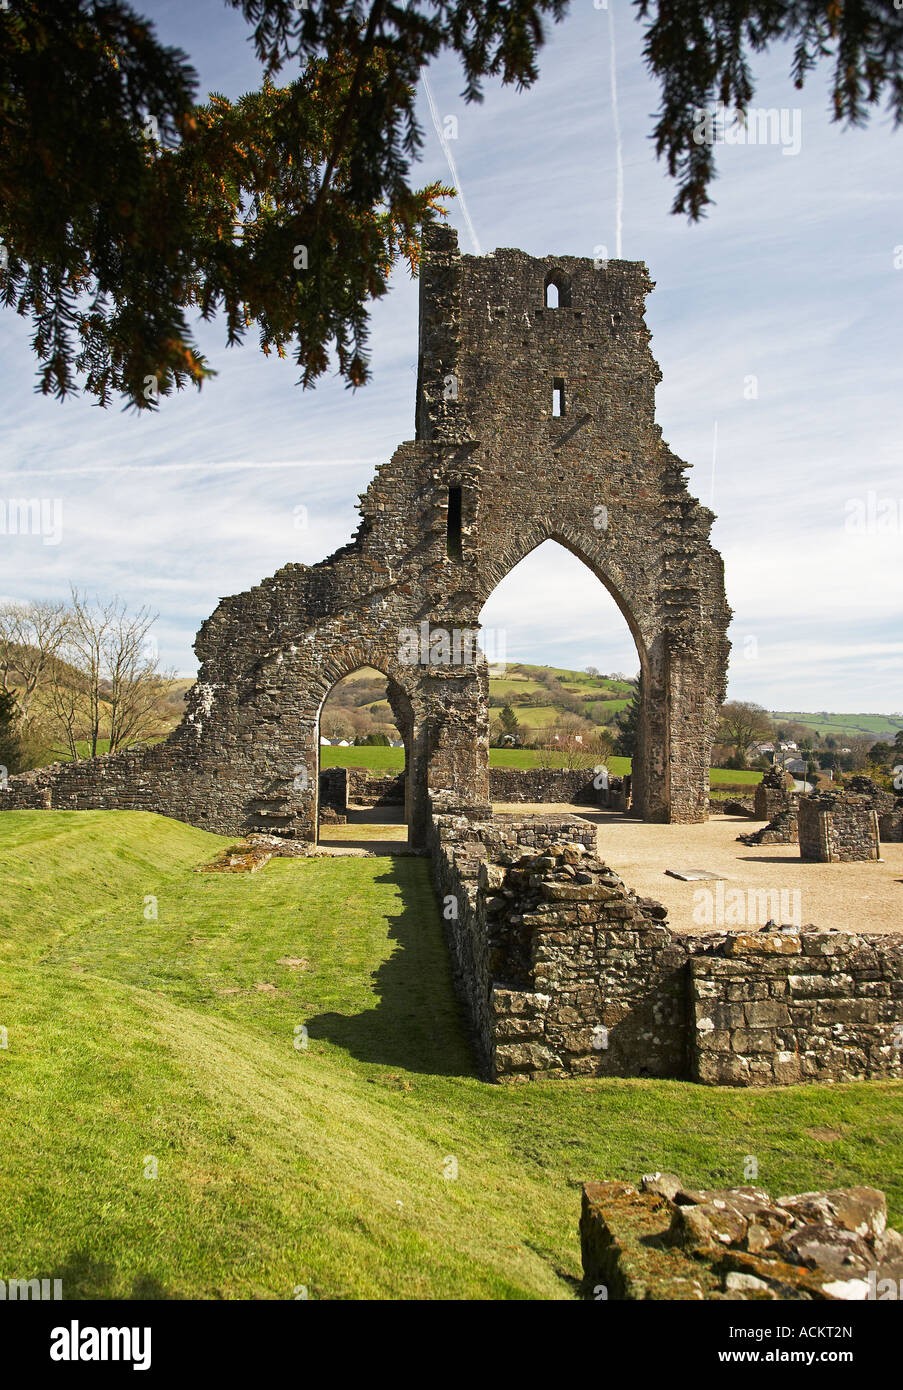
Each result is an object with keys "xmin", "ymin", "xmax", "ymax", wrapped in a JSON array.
[{"xmin": 0, "ymin": 809, "xmax": 897, "ymax": 1299}]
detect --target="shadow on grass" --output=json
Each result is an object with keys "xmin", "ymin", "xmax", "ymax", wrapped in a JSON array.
[
  {"xmin": 305, "ymin": 858, "xmax": 477, "ymax": 1078},
  {"xmin": 47, "ymin": 1251, "xmax": 177, "ymax": 1300}
]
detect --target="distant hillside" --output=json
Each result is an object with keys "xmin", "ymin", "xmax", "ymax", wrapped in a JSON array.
[
  {"xmin": 771, "ymin": 710, "xmax": 903, "ymax": 743},
  {"xmin": 13, "ymin": 642, "xmax": 900, "ymax": 767},
  {"xmin": 324, "ymin": 666, "xmax": 902, "ymax": 746},
  {"xmin": 321, "ymin": 662, "xmax": 637, "ymax": 741}
]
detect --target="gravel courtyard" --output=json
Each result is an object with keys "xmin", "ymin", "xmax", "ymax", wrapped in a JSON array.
[{"xmin": 493, "ymin": 803, "xmax": 903, "ymax": 935}]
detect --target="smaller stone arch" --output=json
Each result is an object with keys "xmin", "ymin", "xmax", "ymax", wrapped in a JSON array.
[{"xmin": 315, "ymin": 659, "xmax": 416, "ymax": 842}]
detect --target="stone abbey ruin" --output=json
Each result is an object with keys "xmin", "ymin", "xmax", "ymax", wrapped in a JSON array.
[
  {"xmin": 4, "ymin": 226, "xmax": 901, "ymax": 1090},
  {"xmin": 1, "ymin": 224, "xmax": 731, "ymax": 839}
]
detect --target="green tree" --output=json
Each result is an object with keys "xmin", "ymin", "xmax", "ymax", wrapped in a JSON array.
[
  {"xmin": 614, "ymin": 683, "xmax": 641, "ymax": 758},
  {"xmin": 0, "ymin": 0, "xmax": 562, "ymax": 407},
  {"xmin": 638, "ymin": 0, "xmax": 903, "ymax": 219},
  {"xmin": 3, "ymin": 2, "xmax": 902, "ymax": 406},
  {"xmin": 0, "ymin": 687, "xmax": 24, "ymax": 778},
  {"xmin": 499, "ymin": 704, "xmax": 520, "ymax": 738},
  {"xmin": 717, "ymin": 701, "xmax": 772, "ymax": 769},
  {"xmin": 868, "ymin": 741, "xmax": 895, "ymax": 768}
]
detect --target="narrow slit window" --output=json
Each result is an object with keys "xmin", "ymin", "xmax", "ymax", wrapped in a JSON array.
[
  {"xmin": 552, "ymin": 379, "xmax": 565, "ymax": 418},
  {"xmin": 544, "ymin": 273, "xmax": 571, "ymax": 308},
  {"xmin": 446, "ymin": 485, "xmax": 463, "ymax": 561}
]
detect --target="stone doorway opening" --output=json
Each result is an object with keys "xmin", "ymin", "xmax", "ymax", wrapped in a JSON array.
[{"xmin": 316, "ymin": 665, "xmax": 412, "ymax": 850}]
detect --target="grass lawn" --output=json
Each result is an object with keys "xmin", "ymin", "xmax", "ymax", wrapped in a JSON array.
[
  {"xmin": 709, "ymin": 769, "xmax": 763, "ymax": 785},
  {"xmin": 0, "ymin": 809, "xmax": 900, "ymax": 1300}
]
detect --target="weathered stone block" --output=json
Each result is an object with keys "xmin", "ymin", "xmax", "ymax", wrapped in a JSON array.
[{"xmin": 744, "ymin": 1000, "xmax": 792, "ymax": 1026}]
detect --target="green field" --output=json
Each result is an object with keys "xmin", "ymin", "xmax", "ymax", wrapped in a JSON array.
[
  {"xmin": 709, "ymin": 769, "xmax": 763, "ymax": 786},
  {"xmin": 320, "ymin": 745, "xmax": 759, "ymax": 786},
  {"xmin": 1, "ymin": 808, "xmax": 896, "ymax": 1300}
]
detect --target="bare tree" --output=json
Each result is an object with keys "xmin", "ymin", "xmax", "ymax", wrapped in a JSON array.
[
  {"xmin": 44, "ymin": 591, "xmax": 173, "ymax": 758},
  {"xmin": 321, "ymin": 710, "xmax": 355, "ymax": 742},
  {"xmin": 0, "ymin": 599, "xmax": 70, "ymax": 716},
  {"xmin": 45, "ymin": 672, "xmax": 87, "ymax": 763},
  {"xmin": 64, "ymin": 591, "xmax": 174, "ymax": 757},
  {"xmin": 847, "ymin": 736, "xmax": 874, "ymax": 774},
  {"xmin": 65, "ymin": 590, "xmax": 110, "ymax": 757},
  {"xmin": 102, "ymin": 601, "xmax": 174, "ymax": 754},
  {"xmin": 538, "ymin": 717, "xmax": 599, "ymax": 769}
]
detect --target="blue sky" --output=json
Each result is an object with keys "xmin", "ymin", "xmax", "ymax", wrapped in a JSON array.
[{"xmin": 1, "ymin": 0, "xmax": 901, "ymax": 711}]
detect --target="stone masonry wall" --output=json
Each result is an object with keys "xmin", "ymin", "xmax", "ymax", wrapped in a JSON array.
[
  {"xmin": 346, "ymin": 770, "xmax": 405, "ymax": 805},
  {"xmin": 319, "ymin": 767, "xmax": 348, "ymax": 812},
  {"xmin": 846, "ymin": 776, "xmax": 903, "ymax": 843},
  {"xmin": 315, "ymin": 764, "xmax": 610, "ymax": 815},
  {"xmin": 0, "ymin": 745, "xmax": 190, "ymax": 816},
  {"xmin": 691, "ymin": 931, "xmax": 903, "ymax": 1085},
  {"xmin": 737, "ymin": 807, "xmax": 798, "ymax": 847},
  {"xmin": 427, "ymin": 807, "xmax": 597, "ymax": 1075},
  {"xmin": 487, "ymin": 767, "xmax": 602, "ymax": 805},
  {"xmin": 798, "ymin": 792, "xmax": 880, "ymax": 862},
  {"xmin": 754, "ymin": 765, "xmax": 793, "ymax": 821}
]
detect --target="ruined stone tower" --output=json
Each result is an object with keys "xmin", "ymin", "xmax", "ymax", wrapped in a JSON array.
[{"xmin": 0, "ymin": 226, "xmax": 731, "ymax": 840}]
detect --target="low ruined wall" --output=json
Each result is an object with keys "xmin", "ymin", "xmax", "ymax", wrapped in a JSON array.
[
  {"xmin": 0, "ymin": 739, "xmax": 302, "ymax": 838},
  {"xmin": 690, "ymin": 931, "xmax": 903, "ymax": 1086},
  {"xmin": 754, "ymin": 769, "xmax": 793, "ymax": 821},
  {"xmin": 490, "ymin": 872, "xmax": 690, "ymax": 1081},
  {"xmin": 487, "ymin": 767, "xmax": 601, "ymax": 805},
  {"xmin": 319, "ymin": 767, "xmax": 348, "ymax": 812},
  {"xmin": 427, "ymin": 807, "xmax": 597, "ymax": 1076},
  {"xmin": 580, "ymin": 1174, "xmax": 903, "ymax": 1300},
  {"xmin": 428, "ymin": 807, "xmax": 696, "ymax": 1082},
  {"xmin": 347, "ymin": 769, "xmax": 404, "ymax": 805},
  {"xmin": 799, "ymin": 793, "xmax": 880, "ymax": 862},
  {"xmin": 843, "ymin": 776, "xmax": 903, "ymax": 844},
  {"xmin": 737, "ymin": 807, "xmax": 798, "ymax": 847},
  {"xmin": 427, "ymin": 804, "xmax": 903, "ymax": 1086},
  {"xmin": 0, "ymin": 745, "xmax": 177, "ymax": 814}
]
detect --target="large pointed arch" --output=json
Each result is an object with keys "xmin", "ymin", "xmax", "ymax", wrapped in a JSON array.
[{"xmin": 476, "ymin": 522, "xmax": 650, "ymax": 680}]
